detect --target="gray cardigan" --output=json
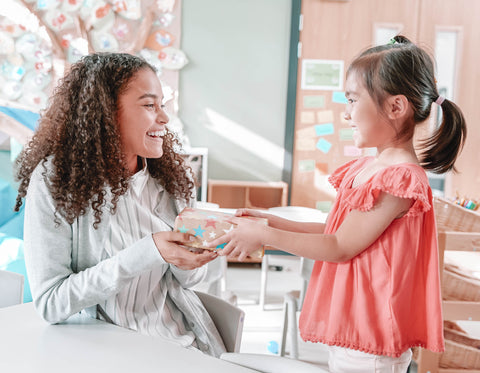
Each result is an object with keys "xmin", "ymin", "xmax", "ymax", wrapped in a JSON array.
[{"xmin": 23, "ymin": 160, "xmax": 226, "ymax": 356}]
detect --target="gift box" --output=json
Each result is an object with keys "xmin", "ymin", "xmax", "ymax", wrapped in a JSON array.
[{"xmin": 174, "ymin": 207, "xmax": 265, "ymax": 259}]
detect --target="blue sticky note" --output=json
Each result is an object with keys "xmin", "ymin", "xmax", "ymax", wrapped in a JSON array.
[
  {"xmin": 332, "ymin": 91, "xmax": 348, "ymax": 104},
  {"xmin": 316, "ymin": 138, "xmax": 332, "ymax": 153},
  {"xmin": 314, "ymin": 123, "xmax": 334, "ymax": 136}
]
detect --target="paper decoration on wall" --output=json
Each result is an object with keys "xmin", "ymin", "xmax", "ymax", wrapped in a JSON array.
[
  {"xmin": 316, "ymin": 138, "xmax": 332, "ymax": 153},
  {"xmin": 0, "ymin": 0, "xmax": 188, "ymax": 113},
  {"xmin": 315, "ymin": 162, "xmax": 328, "ymax": 174},
  {"xmin": 300, "ymin": 111, "xmax": 315, "ymax": 124},
  {"xmin": 301, "ymin": 59, "xmax": 344, "ymax": 90},
  {"xmin": 145, "ymin": 29, "xmax": 175, "ymax": 51},
  {"xmin": 295, "ymin": 137, "xmax": 316, "ymax": 151},
  {"xmin": 314, "ymin": 123, "xmax": 334, "ymax": 136},
  {"xmin": 303, "ymin": 95, "xmax": 325, "ymax": 108},
  {"xmin": 157, "ymin": 47, "xmax": 188, "ymax": 70},
  {"xmin": 339, "ymin": 127, "xmax": 354, "ymax": 141},
  {"xmin": 296, "ymin": 126, "xmax": 316, "ymax": 139},
  {"xmin": 316, "ymin": 110, "xmax": 334, "ymax": 124},
  {"xmin": 343, "ymin": 145, "xmax": 362, "ymax": 157},
  {"xmin": 332, "ymin": 91, "xmax": 348, "ymax": 104},
  {"xmin": 298, "ymin": 159, "xmax": 315, "ymax": 172}
]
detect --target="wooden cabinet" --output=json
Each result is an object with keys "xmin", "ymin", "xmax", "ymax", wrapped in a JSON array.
[{"xmin": 207, "ymin": 180, "xmax": 288, "ymax": 209}]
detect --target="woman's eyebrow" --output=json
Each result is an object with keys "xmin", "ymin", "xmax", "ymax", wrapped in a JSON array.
[{"xmin": 138, "ymin": 93, "xmax": 158, "ymax": 100}]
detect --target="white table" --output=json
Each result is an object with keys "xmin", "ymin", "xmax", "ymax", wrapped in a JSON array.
[{"xmin": 0, "ymin": 303, "xmax": 256, "ymax": 372}]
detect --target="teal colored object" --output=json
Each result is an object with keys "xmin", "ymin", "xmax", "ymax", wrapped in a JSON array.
[{"xmin": 267, "ymin": 340, "xmax": 279, "ymax": 354}]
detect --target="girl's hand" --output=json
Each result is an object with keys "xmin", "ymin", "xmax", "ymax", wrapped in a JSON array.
[
  {"xmin": 152, "ymin": 231, "xmax": 218, "ymax": 270},
  {"xmin": 207, "ymin": 217, "xmax": 267, "ymax": 261},
  {"xmin": 235, "ymin": 208, "xmax": 271, "ymax": 220}
]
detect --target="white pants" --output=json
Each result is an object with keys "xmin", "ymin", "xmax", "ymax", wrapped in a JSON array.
[{"xmin": 327, "ymin": 346, "xmax": 412, "ymax": 373}]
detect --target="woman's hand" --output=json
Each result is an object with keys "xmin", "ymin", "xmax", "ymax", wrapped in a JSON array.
[
  {"xmin": 207, "ymin": 216, "xmax": 267, "ymax": 262},
  {"xmin": 152, "ymin": 231, "xmax": 218, "ymax": 270}
]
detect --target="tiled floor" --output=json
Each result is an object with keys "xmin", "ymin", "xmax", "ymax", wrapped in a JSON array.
[
  {"xmin": 226, "ymin": 255, "xmax": 329, "ymax": 369},
  {"xmin": 225, "ymin": 254, "xmax": 480, "ymax": 372}
]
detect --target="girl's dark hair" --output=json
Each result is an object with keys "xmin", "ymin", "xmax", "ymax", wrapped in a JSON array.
[
  {"xmin": 15, "ymin": 52, "xmax": 194, "ymax": 227},
  {"xmin": 347, "ymin": 35, "xmax": 466, "ymax": 173}
]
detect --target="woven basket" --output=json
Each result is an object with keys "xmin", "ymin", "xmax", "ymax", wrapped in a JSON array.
[
  {"xmin": 442, "ymin": 263, "xmax": 480, "ymax": 302},
  {"xmin": 413, "ymin": 321, "xmax": 480, "ymax": 369},
  {"xmin": 440, "ymin": 339, "xmax": 480, "ymax": 369},
  {"xmin": 434, "ymin": 197, "xmax": 480, "ymax": 232}
]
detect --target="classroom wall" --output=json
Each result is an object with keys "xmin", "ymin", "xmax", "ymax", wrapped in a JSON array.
[{"xmin": 179, "ymin": 0, "xmax": 291, "ymax": 182}]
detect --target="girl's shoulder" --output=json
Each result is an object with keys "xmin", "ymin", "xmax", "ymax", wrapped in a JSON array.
[
  {"xmin": 329, "ymin": 157, "xmax": 373, "ymax": 189},
  {"xmin": 336, "ymin": 159, "xmax": 432, "ymax": 215}
]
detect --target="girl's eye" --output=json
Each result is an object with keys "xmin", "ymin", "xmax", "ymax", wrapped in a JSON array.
[{"xmin": 347, "ymin": 99, "xmax": 355, "ymax": 104}]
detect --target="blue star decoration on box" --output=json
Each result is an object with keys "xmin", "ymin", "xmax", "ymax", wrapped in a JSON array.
[
  {"xmin": 193, "ymin": 225, "xmax": 206, "ymax": 238},
  {"xmin": 215, "ymin": 243, "xmax": 227, "ymax": 250},
  {"xmin": 178, "ymin": 224, "xmax": 189, "ymax": 233}
]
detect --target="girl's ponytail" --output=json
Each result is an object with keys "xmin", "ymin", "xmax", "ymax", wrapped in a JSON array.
[{"xmin": 420, "ymin": 98, "xmax": 467, "ymax": 173}]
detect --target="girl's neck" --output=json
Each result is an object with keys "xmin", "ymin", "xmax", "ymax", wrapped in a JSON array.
[{"xmin": 375, "ymin": 141, "xmax": 419, "ymax": 166}]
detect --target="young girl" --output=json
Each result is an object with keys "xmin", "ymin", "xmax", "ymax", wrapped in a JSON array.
[
  {"xmin": 15, "ymin": 53, "xmax": 226, "ymax": 357},
  {"xmin": 209, "ymin": 35, "xmax": 467, "ymax": 371}
]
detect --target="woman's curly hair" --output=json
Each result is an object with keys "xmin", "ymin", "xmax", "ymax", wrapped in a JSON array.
[{"xmin": 15, "ymin": 52, "xmax": 194, "ymax": 227}]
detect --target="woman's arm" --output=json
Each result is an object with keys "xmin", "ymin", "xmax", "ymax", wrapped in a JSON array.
[
  {"xmin": 24, "ymin": 166, "xmax": 173, "ymax": 323},
  {"xmin": 210, "ymin": 192, "xmax": 412, "ymax": 262}
]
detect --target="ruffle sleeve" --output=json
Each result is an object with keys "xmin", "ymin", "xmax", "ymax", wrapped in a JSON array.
[
  {"xmin": 329, "ymin": 159, "xmax": 359, "ymax": 190},
  {"xmin": 342, "ymin": 165, "xmax": 431, "ymax": 216}
]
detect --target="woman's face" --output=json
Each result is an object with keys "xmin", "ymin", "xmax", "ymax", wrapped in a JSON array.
[{"xmin": 117, "ymin": 68, "xmax": 169, "ymax": 173}]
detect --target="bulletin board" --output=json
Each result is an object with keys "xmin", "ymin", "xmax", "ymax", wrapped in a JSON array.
[{"xmin": 289, "ymin": 0, "xmax": 420, "ymax": 212}]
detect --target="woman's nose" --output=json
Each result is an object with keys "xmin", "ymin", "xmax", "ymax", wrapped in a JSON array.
[{"xmin": 157, "ymin": 108, "xmax": 169, "ymax": 124}]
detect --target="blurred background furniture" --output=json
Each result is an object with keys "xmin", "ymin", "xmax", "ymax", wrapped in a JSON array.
[
  {"xmin": 220, "ymin": 352, "xmax": 329, "ymax": 373},
  {"xmin": 195, "ymin": 290, "xmax": 245, "ymax": 353},
  {"xmin": 0, "ymin": 269, "xmax": 24, "ymax": 308},
  {"xmin": 280, "ymin": 257, "xmax": 314, "ymax": 359},
  {"xmin": 414, "ymin": 198, "xmax": 480, "ymax": 372}
]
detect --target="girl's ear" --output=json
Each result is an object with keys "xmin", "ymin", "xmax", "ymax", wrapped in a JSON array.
[{"xmin": 386, "ymin": 95, "xmax": 409, "ymax": 120}]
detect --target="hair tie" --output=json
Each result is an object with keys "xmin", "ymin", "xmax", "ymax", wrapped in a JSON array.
[
  {"xmin": 435, "ymin": 96, "xmax": 445, "ymax": 106},
  {"xmin": 387, "ymin": 38, "xmax": 397, "ymax": 45}
]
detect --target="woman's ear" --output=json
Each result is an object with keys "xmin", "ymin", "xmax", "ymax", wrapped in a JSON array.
[{"xmin": 386, "ymin": 95, "xmax": 410, "ymax": 120}]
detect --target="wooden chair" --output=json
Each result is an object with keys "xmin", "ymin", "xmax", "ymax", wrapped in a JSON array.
[{"xmin": 414, "ymin": 231, "xmax": 480, "ymax": 372}]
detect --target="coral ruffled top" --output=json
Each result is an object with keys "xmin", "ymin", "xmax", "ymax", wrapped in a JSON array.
[{"xmin": 299, "ymin": 157, "xmax": 445, "ymax": 357}]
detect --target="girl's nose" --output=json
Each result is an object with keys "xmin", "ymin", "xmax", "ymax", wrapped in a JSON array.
[{"xmin": 343, "ymin": 110, "xmax": 351, "ymax": 121}]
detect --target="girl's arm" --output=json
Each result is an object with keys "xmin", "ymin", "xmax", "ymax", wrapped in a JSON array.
[
  {"xmin": 235, "ymin": 208, "xmax": 326, "ymax": 234},
  {"xmin": 210, "ymin": 192, "xmax": 412, "ymax": 262}
]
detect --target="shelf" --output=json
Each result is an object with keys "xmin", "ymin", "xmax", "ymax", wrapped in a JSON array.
[{"xmin": 207, "ymin": 179, "xmax": 288, "ymax": 209}]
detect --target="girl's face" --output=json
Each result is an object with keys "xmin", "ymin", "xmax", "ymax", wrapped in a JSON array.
[
  {"xmin": 344, "ymin": 71, "xmax": 396, "ymax": 152},
  {"xmin": 117, "ymin": 68, "xmax": 169, "ymax": 173}
]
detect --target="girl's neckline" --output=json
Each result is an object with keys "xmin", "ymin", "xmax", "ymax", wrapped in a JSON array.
[{"xmin": 350, "ymin": 156, "xmax": 422, "ymax": 189}]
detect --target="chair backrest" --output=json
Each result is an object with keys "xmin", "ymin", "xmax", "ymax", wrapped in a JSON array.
[
  {"xmin": 195, "ymin": 290, "xmax": 245, "ymax": 353},
  {"xmin": 298, "ymin": 257, "xmax": 314, "ymax": 309},
  {"xmin": 0, "ymin": 269, "xmax": 24, "ymax": 308}
]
